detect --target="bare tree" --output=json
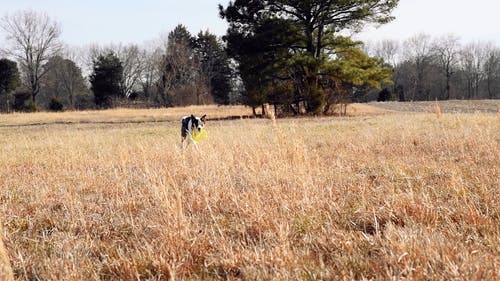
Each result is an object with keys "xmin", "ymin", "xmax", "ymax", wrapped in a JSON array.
[
  {"xmin": 403, "ymin": 33, "xmax": 434, "ymax": 100},
  {"xmin": 62, "ymin": 44, "xmax": 93, "ymax": 81},
  {"xmin": 140, "ymin": 44, "xmax": 163, "ymax": 103},
  {"xmin": 459, "ymin": 43, "xmax": 486, "ymax": 99},
  {"xmin": 365, "ymin": 39, "xmax": 401, "ymax": 100},
  {"xmin": 433, "ymin": 34, "xmax": 461, "ymax": 99},
  {"xmin": 117, "ymin": 45, "xmax": 147, "ymax": 98},
  {"xmin": 0, "ymin": 10, "xmax": 62, "ymax": 104},
  {"xmin": 159, "ymin": 40, "xmax": 207, "ymax": 106},
  {"xmin": 40, "ymin": 55, "xmax": 89, "ymax": 109},
  {"xmin": 483, "ymin": 43, "xmax": 500, "ymax": 99},
  {"xmin": 368, "ymin": 39, "xmax": 400, "ymax": 67}
]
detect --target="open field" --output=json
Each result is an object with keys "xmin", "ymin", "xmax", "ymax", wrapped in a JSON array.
[
  {"xmin": 370, "ymin": 100, "xmax": 500, "ymax": 114},
  {"xmin": 0, "ymin": 103, "xmax": 499, "ymax": 280},
  {"xmin": 0, "ymin": 105, "xmax": 252, "ymax": 127}
]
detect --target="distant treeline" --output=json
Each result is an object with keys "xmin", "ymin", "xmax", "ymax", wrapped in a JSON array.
[
  {"xmin": 1, "ymin": 7, "xmax": 499, "ymax": 115},
  {"xmin": 0, "ymin": 10, "xmax": 235, "ymax": 112},
  {"xmin": 362, "ymin": 34, "xmax": 500, "ymax": 102}
]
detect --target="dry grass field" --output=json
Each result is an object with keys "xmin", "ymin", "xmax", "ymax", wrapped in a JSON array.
[
  {"xmin": 0, "ymin": 105, "xmax": 252, "ymax": 127},
  {"xmin": 371, "ymin": 100, "xmax": 500, "ymax": 114},
  {"xmin": 0, "ymin": 102, "xmax": 499, "ymax": 280}
]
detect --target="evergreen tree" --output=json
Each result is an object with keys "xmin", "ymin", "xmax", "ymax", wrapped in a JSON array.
[
  {"xmin": 194, "ymin": 31, "xmax": 233, "ymax": 104},
  {"xmin": 168, "ymin": 24, "xmax": 195, "ymax": 48},
  {"xmin": 220, "ymin": 0, "xmax": 399, "ymax": 114},
  {"xmin": 323, "ymin": 40, "xmax": 393, "ymax": 112},
  {"xmin": 90, "ymin": 52, "xmax": 124, "ymax": 108},
  {"xmin": 0, "ymin": 58, "xmax": 20, "ymax": 112},
  {"xmin": 159, "ymin": 25, "xmax": 209, "ymax": 106},
  {"xmin": 223, "ymin": 16, "xmax": 299, "ymax": 111},
  {"xmin": 0, "ymin": 58, "xmax": 20, "ymax": 95}
]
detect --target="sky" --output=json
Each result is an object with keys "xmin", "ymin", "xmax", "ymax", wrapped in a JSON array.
[
  {"xmin": 355, "ymin": 0, "xmax": 500, "ymax": 45},
  {"xmin": 0, "ymin": 0, "xmax": 499, "ymax": 47}
]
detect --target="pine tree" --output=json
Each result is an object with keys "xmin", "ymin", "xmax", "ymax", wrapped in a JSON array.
[
  {"xmin": 194, "ymin": 31, "xmax": 233, "ymax": 104},
  {"xmin": 220, "ymin": 0, "xmax": 399, "ymax": 114},
  {"xmin": 90, "ymin": 52, "xmax": 123, "ymax": 108},
  {"xmin": 0, "ymin": 58, "xmax": 20, "ymax": 112},
  {"xmin": 0, "ymin": 58, "xmax": 20, "ymax": 95},
  {"xmin": 159, "ymin": 25, "xmax": 202, "ymax": 106}
]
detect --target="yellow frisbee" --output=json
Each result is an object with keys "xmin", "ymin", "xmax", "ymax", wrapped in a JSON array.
[{"xmin": 190, "ymin": 129, "xmax": 208, "ymax": 143}]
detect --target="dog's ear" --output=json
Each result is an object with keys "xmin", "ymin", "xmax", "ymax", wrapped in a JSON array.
[
  {"xmin": 191, "ymin": 114, "xmax": 195, "ymax": 119},
  {"xmin": 201, "ymin": 115, "xmax": 206, "ymax": 122}
]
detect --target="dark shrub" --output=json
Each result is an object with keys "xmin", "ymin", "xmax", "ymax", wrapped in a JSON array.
[
  {"xmin": 12, "ymin": 91, "xmax": 31, "ymax": 111},
  {"xmin": 377, "ymin": 88, "xmax": 393, "ymax": 102},
  {"xmin": 49, "ymin": 97, "xmax": 64, "ymax": 111}
]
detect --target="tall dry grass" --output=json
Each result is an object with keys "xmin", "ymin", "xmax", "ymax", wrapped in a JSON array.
[
  {"xmin": 0, "ymin": 107, "xmax": 499, "ymax": 280},
  {"xmin": 0, "ymin": 105, "xmax": 252, "ymax": 127},
  {"xmin": 0, "ymin": 222, "xmax": 14, "ymax": 280}
]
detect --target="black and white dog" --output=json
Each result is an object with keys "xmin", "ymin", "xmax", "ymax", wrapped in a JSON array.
[{"xmin": 181, "ymin": 114, "xmax": 206, "ymax": 148}]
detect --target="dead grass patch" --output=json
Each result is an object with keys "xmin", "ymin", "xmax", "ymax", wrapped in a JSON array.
[{"xmin": 0, "ymin": 107, "xmax": 498, "ymax": 280}]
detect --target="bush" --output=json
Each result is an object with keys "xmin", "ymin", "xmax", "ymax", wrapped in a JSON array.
[
  {"xmin": 377, "ymin": 88, "xmax": 393, "ymax": 102},
  {"xmin": 49, "ymin": 97, "xmax": 64, "ymax": 111},
  {"xmin": 12, "ymin": 91, "xmax": 31, "ymax": 111},
  {"xmin": 26, "ymin": 102, "xmax": 37, "ymax": 112}
]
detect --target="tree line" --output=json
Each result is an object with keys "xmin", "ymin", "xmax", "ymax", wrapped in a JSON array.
[
  {"xmin": 1, "ymin": 4, "xmax": 499, "ymax": 115},
  {"xmin": 363, "ymin": 33, "xmax": 500, "ymax": 102},
  {"xmin": 0, "ymin": 10, "xmax": 233, "ymax": 112}
]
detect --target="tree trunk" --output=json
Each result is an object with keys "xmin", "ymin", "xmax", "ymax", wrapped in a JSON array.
[{"xmin": 445, "ymin": 72, "xmax": 451, "ymax": 100}]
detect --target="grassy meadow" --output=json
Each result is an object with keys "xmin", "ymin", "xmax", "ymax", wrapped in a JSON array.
[{"xmin": 0, "ymin": 102, "xmax": 499, "ymax": 280}]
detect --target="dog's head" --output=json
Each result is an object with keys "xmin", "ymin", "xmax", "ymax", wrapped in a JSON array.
[{"xmin": 191, "ymin": 114, "xmax": 206, "ymax": 132}]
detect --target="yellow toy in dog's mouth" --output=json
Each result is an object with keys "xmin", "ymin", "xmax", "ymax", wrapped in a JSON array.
[{"xmin": 190, "ymin": 129, "xmax": 208, "ymax": 143}]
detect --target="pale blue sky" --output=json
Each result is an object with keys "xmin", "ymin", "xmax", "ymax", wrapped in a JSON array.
[
  {"xmin": 1, "ymin": 0, "xmax": 499, "ymax": 46},
  {"xmin": 0, "ymin": 0, "xmax": 228, "ymax": 46},
  {"xmin": 356, "ymin": 0, "xmax": 500, "ymax": 45}
]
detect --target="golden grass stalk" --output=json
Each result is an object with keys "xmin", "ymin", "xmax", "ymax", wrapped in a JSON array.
[
  {"xmin": 0, "ymin": 224, "xmax": 14, "ymax": 281},
  {"xmin": 433, "ymin": 100, "xmax": 442, "ymax": 118}
]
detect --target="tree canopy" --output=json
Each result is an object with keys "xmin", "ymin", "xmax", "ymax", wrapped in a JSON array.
[
  {"xmin": 220, "ymin": 0, "xmax": 398, "ymax": 114},
  {"xmin": 0, "ymin": 58, "xmax": 20, "ymax": 95},
  {"xmin": 0, "ymin": 10, "xmax": 62, "ymax": 104},
  {"xmin": 194, "ymin": 31, "xmax": 233, "ymax": 104},
  {"xmin": 90, "ymin": 52, "xmax": 124, "ymax": 108},
  {"xmin": 41, "ymin": 56, "xmax": 89, "ymax": 110}
]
